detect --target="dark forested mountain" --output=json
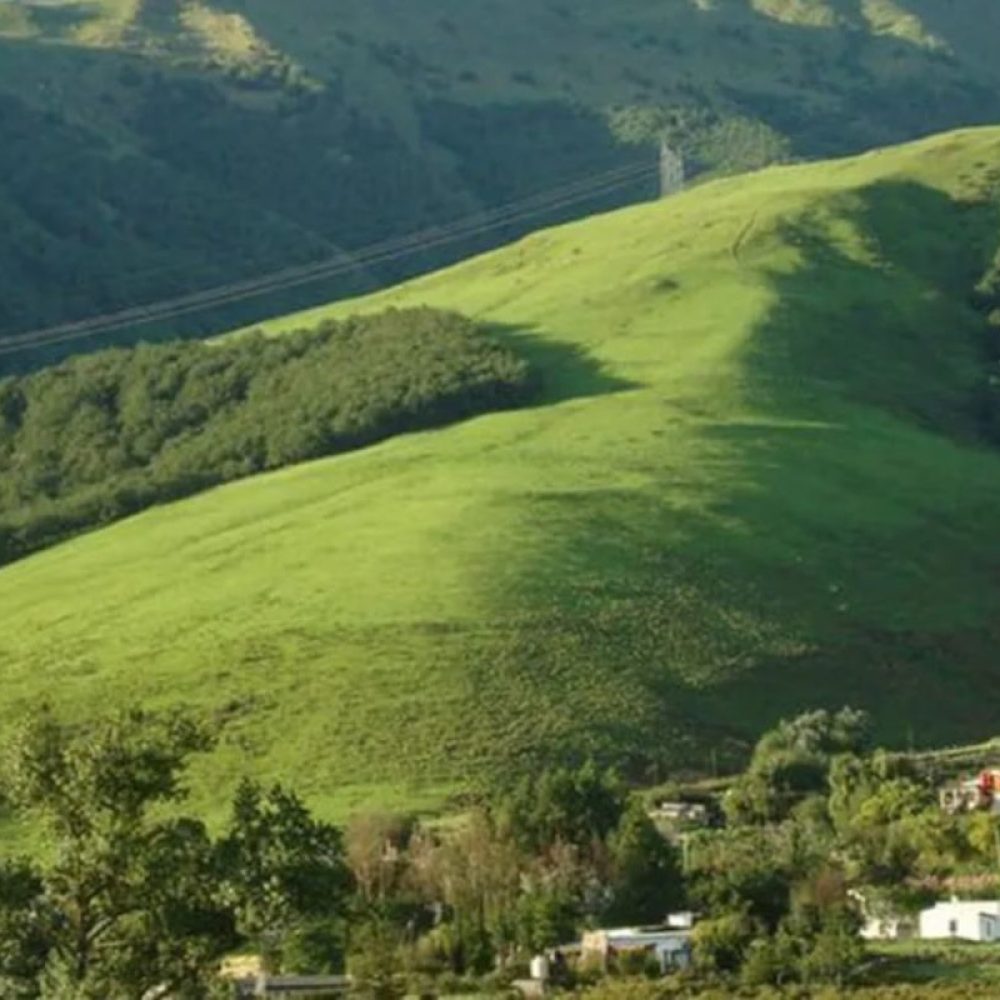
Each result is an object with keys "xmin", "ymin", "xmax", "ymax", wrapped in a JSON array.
[{"xmin": 2, "ymin": 0, "xmax": 1000, "ymax": 364}]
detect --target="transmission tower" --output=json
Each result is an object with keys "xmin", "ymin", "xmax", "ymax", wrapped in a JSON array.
[{"xmin": 659, "ymin": 139, "xmax": 685, "ymax": 198}]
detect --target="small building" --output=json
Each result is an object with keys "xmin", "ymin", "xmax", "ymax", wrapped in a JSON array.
[
  {"xmin": 919, "ymin": 899, "xmax": 1000, "ymax": 942},
  {"xmin": 939, "ymin": 770, "xmax": 1000, "ymax": 815},
  {"xmin": 581, "ymin": 924, "xmax": 692, "ymax": 974}
]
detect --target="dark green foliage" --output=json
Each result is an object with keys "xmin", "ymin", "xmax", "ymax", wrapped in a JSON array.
[
  {"xmin": 723, "ymin": 709, "xmax": 871, "ymax": 825},
  {"xmin": 419, "ymin": 101, "xmax": 647, "ymax": 215},
  {"xmin": 282, "ymin": 919, "xmax": 347, "ymax": 976},
  {"xmin": 512, "ymin": 889, "xmax": 579, "ymax": 955},
  {"xmin": 689, "ymin": 827, "xmax": 798, "ymax": 932},
  {"xmin": 691, "ymin": 911, "xmax": 759, "ymax": 974},
  {"xmin": 974, "ymin": 236, "xmax": 1000, "ymax": 444},
  {"xmin": 347, "ymin": 918, "xmax": 406, "ymax": 1000},
  {"xmin": 0, "ymin": 859, "xmax": 48, "ymax": 998},
  {"xmin": 0, "ymin": 89, "xmax": 328, "ymax": 350},
  {"xmin": 0, "ymin": 308, "xmax": 534, "ymax": 563},
  {"xmin": 495, "ymin": 759, "xmax": 627, "ymax": 853},
  {"xmin": 606, "ymin": 798, "xmax": 684, "ymax": 926},
  {"xmin": 217, "ymin": 780, "xmax": 350, "ymax": 972},
  {"xmin": 608, "ymin": 104, "xmax": 792, "ymax": 176},
  {"xmin": 1, "ymin": 708, "xmax": 234, "ymax": 998}
]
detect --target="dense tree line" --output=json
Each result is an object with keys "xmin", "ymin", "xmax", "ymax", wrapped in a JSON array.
[
  {"xmin": 0, "ymin": 308, "xmax": 534, "ymax": 564},
  {"xmin": 4, "ymin": 704, "xmax": 1000, "ymax": 996},
  {"xmin": 0, "ymin": 711, "xmax": 680, "ymax": 997},
  {"xmin": 680, "ymin": 709, "xmax": 1000, "ymax": 991}
]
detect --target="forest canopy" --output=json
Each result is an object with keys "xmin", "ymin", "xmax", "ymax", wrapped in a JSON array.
[{"xmin": 0, "ymin": 308, "xmax": 534, "ymax": 565}]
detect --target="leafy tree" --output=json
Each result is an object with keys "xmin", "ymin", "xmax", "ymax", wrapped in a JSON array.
[
  {"xmin": 1, "ymin": 707, "xmax": 232, "ymax": 999},
  {"xmin": 691, "ymin": 910, "xmax": 758, "ymax": 973},
  {"xmin": 605, "ymin": 798, "xmax": 683, "ymax": 926},
  {"xmin": 0, "ymin": 859, "xmax": 49, "ymax": 998},
  {"xmin": 409, "ymin": 809, "xmax": 521, "ymax": 973},
  {"xmin": 345, "ymin": 813, "xmax": 415, "ymax": 905},
  {"xmin": 216, "ymin": 779, "xmax": 350, "ymax": 973},
  {"xmin": 829, "ymin": 755, "xmax": 948, "ymax": 886},
  {"xmin": 496, "ymin": 760, "xmax": 626, "ymax": 854},
  {"xmin": 799, "ymin": 911, "xmax": 863, "ymax": 988},
  {"xmin": 688, "ymin": 827, "xmax": 795, "ymax": 931},
  {"xmin": 724, "ymin": 709, "xmax": 871, "ymax": 825},
  {"xmin": 282, "ymin": 919, "xmax": 347, "ymax": 976},
  {"xmin": 347, "ymin": 917, "xmax": 405, "ymax": 1000},
  {"xmin": 511, "ymin": 888, "xmax": 578, "ymax": 954},
  {"xmin": 739, "ymin": 926, "xmax": 802, "ymax": 988}
]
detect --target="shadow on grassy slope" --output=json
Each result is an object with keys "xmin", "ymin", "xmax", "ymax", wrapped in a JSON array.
[
  {"xmin": 742, "ymin": 179, "xmax": 1000, "ymax": 438},
  {"xmin": 671, "ymin": 178, "xmax": 1000, "ymax": 753},
  {"xmin": 460, "ymin": 180, "xmax": 1000, "ymax": 784},
  {"xmin": 486, "ymin": 323, "xmax": 639, "ymax": 404}
]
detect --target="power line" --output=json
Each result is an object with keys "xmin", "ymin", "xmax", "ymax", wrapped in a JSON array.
[
  {"xmin": 0, "ymin": 160, "xmax": 657, "ymax": 358},
  {"xmin": 2, "ymin": 160, "xmax": 655, "ymax": 353},
  {"xmin": 0, "ymin": 163, "xmax": 656, "ymax": 364}
]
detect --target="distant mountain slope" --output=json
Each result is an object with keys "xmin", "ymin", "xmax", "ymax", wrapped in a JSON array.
[
  {"xmin": 2, "ymin": 0, "xmax": 1000, "ymax": 362},
  {"xmin": 2, "ymin": 128, "xmax": 998, "ymax": 819}
]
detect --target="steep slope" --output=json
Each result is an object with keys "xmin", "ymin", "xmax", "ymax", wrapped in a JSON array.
[
  {"xmin": 2, "ymin": 0, "xmax": 1000, "ymax": 360},
  {"xmin": 1, "ymin": 129, "xmax": 999, "ymax": 819}
]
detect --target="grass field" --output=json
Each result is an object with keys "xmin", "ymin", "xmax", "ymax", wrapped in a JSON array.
[
  {"xmin": 869, "ymin": 940, "xmax": 1000, "ymax": 987},
  {"xmin": 1, "ymin": 128, "xmax": 1000, "ymax": 825}
]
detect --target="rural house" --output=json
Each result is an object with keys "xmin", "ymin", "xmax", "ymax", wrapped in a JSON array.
[{"xmin": 919, "ymin": 899, "xmax": 1000, "ymax": 942}]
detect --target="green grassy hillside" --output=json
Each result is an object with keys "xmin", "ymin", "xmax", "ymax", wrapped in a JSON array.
[
  {"xmin": 1, "ymin": 128, "xmax": 1000, "ymax": 821},
  {"xmin": 3, "ymin": 1, "xmax": 1000, "ymax": 360}
]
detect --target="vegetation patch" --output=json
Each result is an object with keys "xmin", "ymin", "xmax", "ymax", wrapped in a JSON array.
[{"xmin": 0, "ymin": 307, "xmax": 533, "ymax": 564}]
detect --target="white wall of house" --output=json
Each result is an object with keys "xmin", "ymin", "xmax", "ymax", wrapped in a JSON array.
[{"xmin": 919, "ymin": 901, "xmax": 1000, "ymax": 942}]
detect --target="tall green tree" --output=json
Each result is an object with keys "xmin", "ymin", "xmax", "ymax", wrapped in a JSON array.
[
  {"xmin": 1, "ymin": 708, "xmax": 233, "ymax": 999},
  {"xmin": 0, "ymin": 859, "xmax": 49, "ymax": 998},
  {"xmin": 605, "ymin": 798, "xmax": 683, "ymax": 926},
  {"xmin": 216, "ymin": 779, "xmax": 351, "ymax": 973}
]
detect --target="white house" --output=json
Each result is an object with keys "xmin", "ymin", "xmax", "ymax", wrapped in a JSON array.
[{"xmin": 919, "ymin": 899, "xmax": 1000, "ymax": 942}]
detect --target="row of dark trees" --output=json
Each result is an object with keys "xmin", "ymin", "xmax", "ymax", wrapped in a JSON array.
[
  {"xmin": 0, "ymin": 709, "xmax": 681, "ymax": 998},
  {"xmin": 0, "ymin": 308, "xmax": 534, "ymax": 565},
  {"xmin": 8, "ymin": 703, "xmax": 997, "ymax": 996}
]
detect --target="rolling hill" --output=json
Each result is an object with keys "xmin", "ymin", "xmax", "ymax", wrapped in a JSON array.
[
  {"xmin": 3, "ymin": 1, "xmax": 1000, "ymax": 362},
  {"xmin": 1, "ymin": 127, "xmax": 999, "ymax": 822}
]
